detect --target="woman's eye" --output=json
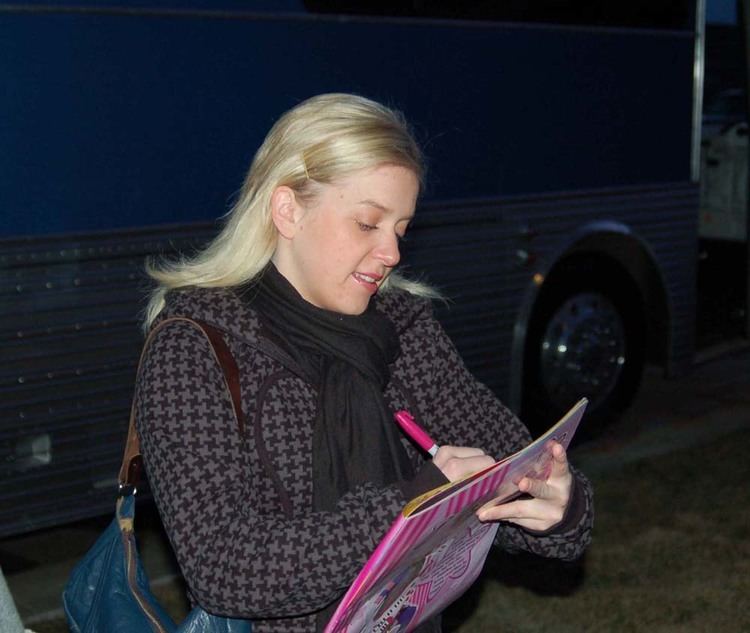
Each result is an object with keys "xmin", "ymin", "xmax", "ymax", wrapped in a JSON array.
[{"xmin": 357, "ymin": 221, "xmax": 377, "ymax": 232}]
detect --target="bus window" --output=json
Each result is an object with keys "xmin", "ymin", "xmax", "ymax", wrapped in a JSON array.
[{"xmin": 303, "ymin": 0, "xmax": 695, "ymax": 30}]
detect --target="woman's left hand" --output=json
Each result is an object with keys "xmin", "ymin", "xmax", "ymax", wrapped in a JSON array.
[{"xmin": 476, "ymin": 441, "xmax": 573, "ymax": 532}]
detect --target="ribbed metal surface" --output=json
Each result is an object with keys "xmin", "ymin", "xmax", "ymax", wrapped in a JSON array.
[
  {"xmin": 0, "ymin": 182, "xmax": 698, "ymax": 536},
  {"xmin": 0, "ymin": 224, "xmax": 216, "ymax": 537},
  {"xmin": 405, "ymin": 182, "xmax": 699, "ymax": 406}
]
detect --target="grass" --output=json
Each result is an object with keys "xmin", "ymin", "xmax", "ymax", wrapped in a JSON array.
[
  {"xmin": 28, "ymin": 426, "xmax": 750, "ymax": 632},
  {"xmin": 443, "ymin": 426, "xmax": 750, "ymax": 632}
]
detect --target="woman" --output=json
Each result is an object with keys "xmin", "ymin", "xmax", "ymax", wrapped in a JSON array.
[{"xmin": 136, "ymin": 93, "xmax": 593, "ymax": 632}]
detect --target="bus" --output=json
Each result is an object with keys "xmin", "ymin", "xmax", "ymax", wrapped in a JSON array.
[{"xmin": 0, "ymin": 0, "xmax": 701, "ymax": 536}]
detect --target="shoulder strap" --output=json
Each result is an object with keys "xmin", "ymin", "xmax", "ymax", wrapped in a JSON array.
[{"xmin": 118, "ymin": 316, "xmax": 245, "ymax": 492}]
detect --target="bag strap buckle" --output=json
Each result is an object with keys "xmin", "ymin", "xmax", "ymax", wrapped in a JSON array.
[{"xmin": 117, "ymin": 483, "xmax": 136, "ymax": 497}]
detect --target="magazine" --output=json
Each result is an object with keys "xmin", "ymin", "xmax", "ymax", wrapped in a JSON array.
[{"xmin": 325, "ymin": 398, "xmax": 588, "ymax": 633}]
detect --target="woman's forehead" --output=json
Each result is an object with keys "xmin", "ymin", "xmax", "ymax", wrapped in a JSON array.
[{"xmin": 318, "ymin": 165, "xmax": 419, "ymax": 214}]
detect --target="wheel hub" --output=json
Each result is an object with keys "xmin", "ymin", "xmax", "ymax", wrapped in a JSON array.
[{"xmin": 540, "ymin": 292, "xmax": 626, "ymax": 410}]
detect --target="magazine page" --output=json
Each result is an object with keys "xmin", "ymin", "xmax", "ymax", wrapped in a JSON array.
[
  {"xmin": 325, "ymin": 398, "xmax": 588, "ymax": 633},
  {"xmin": 406, "ymin": 397, "xmax": 588, "ymax": 517}
]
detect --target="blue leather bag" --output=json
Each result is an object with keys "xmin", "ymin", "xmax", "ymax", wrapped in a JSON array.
[
  {"xmin": 62, "ymin": 318, "xmax": 252, "ymax": 633},
  {"xmin": 63, "ymin": 494, "xmax": 249, "ymax": 633}
]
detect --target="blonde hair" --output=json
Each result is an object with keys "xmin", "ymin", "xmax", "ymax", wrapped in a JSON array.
[{"xmin": 143, "ymin": 93, "xmax": 438, "ymax": 329}]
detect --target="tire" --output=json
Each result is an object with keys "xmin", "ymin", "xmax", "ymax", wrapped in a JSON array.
[{"xmin": 522, "ymin": 258, "xmax": 646, "ymax": 438}]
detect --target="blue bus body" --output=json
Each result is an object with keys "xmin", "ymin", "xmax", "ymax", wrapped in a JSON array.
[{"xmin": 0, "ymin": 2, "xmax": 699, "ymax": 535}]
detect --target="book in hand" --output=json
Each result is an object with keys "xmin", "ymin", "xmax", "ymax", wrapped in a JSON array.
[{"xmin": 325, "ymin": 398, "xmax": 588, "ymax": 633}]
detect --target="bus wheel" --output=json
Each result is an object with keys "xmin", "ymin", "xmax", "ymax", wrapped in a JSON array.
[{"xmin": 522, "ymin": 260, "xmax": 646, "ymax": 438}]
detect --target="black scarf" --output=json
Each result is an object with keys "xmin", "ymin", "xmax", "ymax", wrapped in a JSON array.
[
  {"xmin": 244, "ymin": 265, "xmax": 438, "ymax": 633},
  {"xmin": 247, "ymin": 264, "xmax": 415, "ymax": 513}
]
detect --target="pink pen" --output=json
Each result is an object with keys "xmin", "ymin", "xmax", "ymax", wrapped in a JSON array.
[{"xmin": 394, "ymin": 410, "xmax": 439, "ymax": 457}]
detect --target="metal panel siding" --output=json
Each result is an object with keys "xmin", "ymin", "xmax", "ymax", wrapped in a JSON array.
[
  {"xmin": 504, "ymin": 183, "xmax": 698, "ymax": 377},
  {"xmin": 405, "ymin": 182, "xmax": 698, "ymax": 406},
  {"xmin": 0, "ymin": 225, "xmax": 216, "ymax": 537},
  {"xmin": 0, "ymin": 183, "xmax": 696, "ymax": 535}
]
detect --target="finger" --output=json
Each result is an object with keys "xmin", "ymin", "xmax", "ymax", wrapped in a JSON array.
[
  {"xmin": 518, "ymin": 476, "xmax": 555, "ymax": 501},
  {"xmin": 477, "ymin": 498, "xmax": 565, "ymax": 530},
  {"xmin": 543, "ymin": 440, "xmax": 565, "ymax": 461},
  {"xmin": 477, "ymin": 487, "xmax": 537, "ymax": 515},
  {"xmin": 477, "ymin": 498, "xmax": 546, "ymax": 522},
  {"xmin": 547, "ymin": 442, "xmax": 570, "ymax": 478},
  {"xmin": 435, "ymin": 453, "xmax": 494, "ymax": 483},
  {"xmin": 520, "ymin": 469, "xmax": 572, "ymax": 511},
  {"xmin": 433, "ymin": 445, "xmax": 489, "ymax": 476},
  {"xmin": 437, "ymin": 446, "xmax": 488, "ymax": 459}
]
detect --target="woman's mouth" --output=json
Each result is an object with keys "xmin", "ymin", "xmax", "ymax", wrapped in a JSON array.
[{"xmin": 352, "ymin": 272, "xmax": 382, "ymax": 293}]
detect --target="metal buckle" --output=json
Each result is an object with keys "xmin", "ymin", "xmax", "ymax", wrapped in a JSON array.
[{"xmin": 118, "ymin": 483, "xmax": 137, "ymax": 497}]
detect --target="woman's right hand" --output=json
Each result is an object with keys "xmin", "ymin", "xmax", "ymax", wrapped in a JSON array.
[{"xmin": 433, "ymin": 446, "xmax": 494, "ymax": 482}]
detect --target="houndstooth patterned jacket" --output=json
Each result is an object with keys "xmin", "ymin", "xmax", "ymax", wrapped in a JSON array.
[{"xmin": 135, "ymin": 286, "xmax": 593, "ymax": 633}]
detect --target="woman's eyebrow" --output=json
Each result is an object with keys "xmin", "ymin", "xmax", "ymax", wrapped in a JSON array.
[
  {"xmin": 357, "ymin": 199, "xmax": 414, "ymax": 220},
  {"xmin": 357, "ymin": 198, "xmax": 390, "ymax": 212}
]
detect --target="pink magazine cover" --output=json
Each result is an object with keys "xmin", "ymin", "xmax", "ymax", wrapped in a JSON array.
[{"xmin": 325, "ymin": 398, "xmax": 588, "ymax": 633}]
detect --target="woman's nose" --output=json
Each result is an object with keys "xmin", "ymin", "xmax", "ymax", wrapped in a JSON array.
[{"xmin": 375, "ymin": 232, "xmax": 401, "ymax": 267}]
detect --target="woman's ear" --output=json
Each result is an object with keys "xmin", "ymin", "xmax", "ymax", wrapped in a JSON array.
[{"xmin": 270, "ymin": 186, "xmax": 301, "ymax": 240}]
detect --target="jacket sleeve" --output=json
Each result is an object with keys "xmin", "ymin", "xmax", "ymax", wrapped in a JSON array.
[
  {"xmin": 393, "ymin": 301, "xmax": 593, "ymax": 562},
  {"xmin": 135, "ymin": 321, "xmax": 408, "ymax": 620}
]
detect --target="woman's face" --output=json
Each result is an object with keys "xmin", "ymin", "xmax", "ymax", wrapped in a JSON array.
[{"xmin": 272, "ymin": 164, "xmax": 419, "ymax": 315}]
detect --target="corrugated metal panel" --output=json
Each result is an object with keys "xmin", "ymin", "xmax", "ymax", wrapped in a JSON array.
[
  {"xmin": 0, "ymin": 182, "xmax": 698, "ymax": 536},
  {"xmin": 0, "ymin": 224, "xmax": 216, "ymax": 537},
  {"xmin": 406, "ymin": 182, "xmax": 699, "ymax": 404}
]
